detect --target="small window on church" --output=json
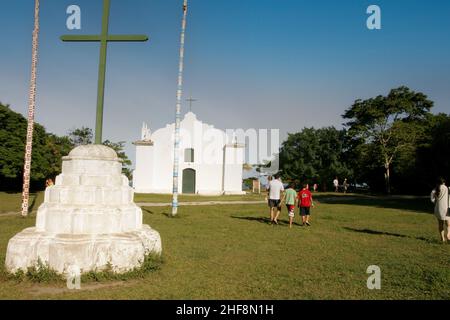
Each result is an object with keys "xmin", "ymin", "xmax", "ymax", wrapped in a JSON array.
[{"xmin": 185, "ymin": 148, "xmax": 195, "ymax": 163}]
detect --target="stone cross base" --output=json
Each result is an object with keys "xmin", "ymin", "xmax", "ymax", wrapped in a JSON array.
[
  {"xmin": 6, "ymin": 226, "xmax": 161, "ymax": 274},
  {"xmin": 5, "ymin": 145, "xmax": 162, "ymax": 275}
]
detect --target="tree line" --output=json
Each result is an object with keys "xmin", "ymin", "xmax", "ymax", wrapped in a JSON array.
[
  {"xmin": 0, "ymin": 103, "xmax": 131, "ymax": 192},
  {"xmin": 278, "ymin": 86, "xmax": 450, "ymax": 195},
  {"xmin": 2, "ymin": 85, "xmax": 449, "ymax": 195}
]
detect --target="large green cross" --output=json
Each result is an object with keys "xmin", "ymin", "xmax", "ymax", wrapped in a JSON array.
[{"xmin": 61, "ymin": 0, "xmax": 149, "ymax": 144}]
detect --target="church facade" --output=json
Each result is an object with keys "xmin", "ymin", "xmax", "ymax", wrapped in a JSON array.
[{"xmin": 133, "ymin": 112, "xmax": 245, "ymax": 195}]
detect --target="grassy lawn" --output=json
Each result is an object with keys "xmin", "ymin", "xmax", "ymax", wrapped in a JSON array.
[
  {"xmin": 0, "ymin": 194, "xmax": 449, "ymax": 299},
  {"xmin": 0, "ymin": 192, "xmax": 45, "ymax": 214}
]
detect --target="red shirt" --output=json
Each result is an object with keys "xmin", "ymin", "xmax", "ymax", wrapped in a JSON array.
[{"xmin": 298, "ymin": 189, "xmax": 312, "ymax": 208}]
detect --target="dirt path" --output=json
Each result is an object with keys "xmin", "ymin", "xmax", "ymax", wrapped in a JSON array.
[
  {"xmin": 1, "ymin": 201, "xmax": 266, "ymax": 215},
  {"xmin": 28, "ymin": 280, "xmax": 137, "ymax": 297},
  {"xmin": 136, "ymin": 200, "xmax": 266, "ymax": 207}
]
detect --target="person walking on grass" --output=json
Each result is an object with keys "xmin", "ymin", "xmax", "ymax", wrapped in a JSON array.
[
  {"xmin": 283, "ymin": 182, "xmax": 297, "ymax": 229},
  {"xmin": 298, "ymin": 184, "xmax": 314, "ymax": 226},
  {"xmin": 266, "ymin": 176, "xmax": 273, "ymax": 220},
  {"xmin": 343, "ymin": 179, "xmax": 349, "ymax": 194},
  {"xmin": 268, "ymin": 174, "xmax": 284, "ymax": 225},
  {"xmin": 333, "ymin": 177, "xmax": 339, "ymax": 193},
  {"xmin": 431, "ymin": 177, "xmax": 450, "ymax": 243}
]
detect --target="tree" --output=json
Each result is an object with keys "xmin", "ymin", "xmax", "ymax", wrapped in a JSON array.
[
  {"xmin": 343, "ymin": 86, "xmax": 433, "ymax": 194},
  {"xmin": 414, "ymin": 113, "xmax": 450, "ymax": 191},
  {"xmin": 278, "ymin": 127, "xmax": 352, "ymax": 190},
  {"xmin": 68, "ymin": 127, "xmax": 93, "ymax": 146},
  {"xmin": 0, "ymin": 103, "xmax": 72, "ymax": 192},
  {"xmin": 0, "ymin": 104, "xmax": 133, "ymax": 192},
  {"xmin": 103, "ymin": 140, "xmax": 133, "ymax": 180}
]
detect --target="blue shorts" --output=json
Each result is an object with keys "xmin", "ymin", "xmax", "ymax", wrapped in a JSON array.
[{"xmin": 300, "ymin": 207, "xmax": 311, "ymax": 216}]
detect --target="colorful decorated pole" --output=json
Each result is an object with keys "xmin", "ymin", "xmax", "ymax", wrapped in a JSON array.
[
  {"xmin": 171, "ymin": 0, "xmax": 189, "ymax": 217},
  {"xmin": 21, "ymin": 0, "xmax": 40, "ymax": 217}
]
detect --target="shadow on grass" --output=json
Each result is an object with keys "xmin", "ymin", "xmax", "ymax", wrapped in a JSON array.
[
  {"xmin": 343, "ymin": 227, "xmax": 436, "ymax": 244},
  {"xmin": 28, "ymin": 194, "xmax": 39, "ymax": 212},
  {"xmin": 315, "ymin": 194, "xmax": 432, "ymax": 214},
  {"xmin": 142, "ymin": 207, "xmax": 181, "ymax": 219},
  {"xmin": 231, "ymin": 216, "xmax": 304, "ymax": 227},
  {"xmin": 142, "ymin": 208, "xmax": 155, "ymax": 215}
]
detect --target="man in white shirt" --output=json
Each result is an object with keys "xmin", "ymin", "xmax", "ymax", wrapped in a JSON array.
[
  {"xmin": 268, "ymin": 174, "xmax": 284, "ymax": 224},
  {"xmin": 333, "ymin": 177, "xmax": 339, "ymax": 193}
]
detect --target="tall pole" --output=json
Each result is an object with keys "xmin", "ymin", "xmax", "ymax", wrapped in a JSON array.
[
  {"xmin": 21, "ymin": 0, "xmax": 40, "ymax": 217},
  {"xmin": 171, "ymin": 0, "xmax": 189, "ymax": 217},
  {"xmin": 95, "ymin": 0, "xmax": 111, "ymax": 145}
]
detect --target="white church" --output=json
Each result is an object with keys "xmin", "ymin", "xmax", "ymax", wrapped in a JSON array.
[{"xmin": 133, "ymin": 112, "xmax": 245, "ymax": 195}]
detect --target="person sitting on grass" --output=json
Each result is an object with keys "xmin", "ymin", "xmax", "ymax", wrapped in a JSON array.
[
  {"xmin": 298, "ymin": 184, "xmax": 314, "ymax": 226},
  {"xmin": 431, "ymin": 177, "xmax": 450, "ymax": 243},
  {"xmin": 282, "ymin": 182, "xmax": 298, "ymax": 229},
  {"xmin": 268, "ymin": 174, "xmax": 284, "ymax": 225}
]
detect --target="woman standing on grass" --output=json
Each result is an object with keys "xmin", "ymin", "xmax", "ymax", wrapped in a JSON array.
[{"xmin": 431, "ymin": 178, "xmax": 450, "ymax": 243}]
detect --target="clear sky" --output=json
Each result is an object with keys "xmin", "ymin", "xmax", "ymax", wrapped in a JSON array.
[{"xmin": 1, "ymin": 0, "xmax": 450, "ymax": 167}]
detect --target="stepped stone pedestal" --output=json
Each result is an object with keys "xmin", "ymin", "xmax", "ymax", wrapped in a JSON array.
[{"xmin": 5, "ymin": 145, "xmax": 162, "ymax": 275}]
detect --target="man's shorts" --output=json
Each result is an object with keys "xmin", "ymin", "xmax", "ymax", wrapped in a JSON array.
[
  {"xmin": 287, "ymin": 205, "xmax": 295, "ymax": 218},
  {"xmin": 269, "ymin": 199, "xmax": 281, "ymax": 209},
  {"xmin": 300, "ymin": 207, "xmax": 311, "ymax": 216}
]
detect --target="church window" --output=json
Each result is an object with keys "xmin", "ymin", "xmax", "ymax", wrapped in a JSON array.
[{"xmin": 185, "ymin": 148, "xmax": 195, "ymax": 163}]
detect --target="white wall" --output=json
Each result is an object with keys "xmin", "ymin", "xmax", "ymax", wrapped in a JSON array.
[
  {"xmin": 223, "ymin": 144, "xmax": 245, "ymax": 194},
  {"xmin": 133, "ymin": 144, "xmax": 154, "ymax": 193}
]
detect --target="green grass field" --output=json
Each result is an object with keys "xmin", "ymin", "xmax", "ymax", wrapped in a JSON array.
[
  {"xmin": 0, "ymin": 192, "xmax": 45, "ymax": 214},
  {"xmin": 0, "ymin": 193, "xmax": 449, "ymax": 300}
]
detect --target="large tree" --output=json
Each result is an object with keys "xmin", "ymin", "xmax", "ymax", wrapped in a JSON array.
[
  {"xmin": 278, "ymin": 127, "xmax": 352, "ymax": 190},
  {"xmin": 414, "ymin": 113, "xmax": 450, "ymax": 190},
  {"xmin": 343, "ymin": 86, "xmax": 433, "ymax": 194},
  {"xmin": 0, "ymin": 103, "xmax": 72, "ymax": 191},
  {"xmin": 0, "ymin": 105, "xmax": 133, "ymax": 191}
]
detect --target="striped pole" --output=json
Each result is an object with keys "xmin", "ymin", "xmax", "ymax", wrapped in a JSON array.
[
  {"xmin": 21, "ymin": 0, "xmax": 40, "ymax": 217},
  {"xmin": 171, "ymin": 0, "xmax": 189, "ymax": 217}
]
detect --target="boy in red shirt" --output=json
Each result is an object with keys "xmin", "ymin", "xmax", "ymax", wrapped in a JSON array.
[{"xmin": 298, "ymin": 184, "xmax": 314, "ymax": 226}]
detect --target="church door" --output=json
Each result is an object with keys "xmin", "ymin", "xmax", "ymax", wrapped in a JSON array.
[{"xmin": 182, "ymin": 169, "xmax": 196, "ymax": 194}]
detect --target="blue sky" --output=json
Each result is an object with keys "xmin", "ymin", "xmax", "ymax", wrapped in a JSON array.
[{"xmin": 1, "ymin": 0, "xmax": 450, "ymax": 167}]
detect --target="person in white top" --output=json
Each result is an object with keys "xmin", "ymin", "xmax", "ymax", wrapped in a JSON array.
[
  {"xmin": 268, "ymin": 174, "xmax": 285, "ymax": 225},
  {"xmin": 431, "ymin": 178, "xmax": 450, "ymax": 243},
  {"xmin": 333, "ymin": 177, "xmax": 339, "ymax": 192}
]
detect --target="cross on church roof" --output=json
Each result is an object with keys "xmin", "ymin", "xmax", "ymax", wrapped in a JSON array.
[
  {"xmin": 186, "ymin": 97, "xmax": 198, "ymax": 112},
  {"xmin": 61, "ymin": 0, "xmax": 149, "ymax": 144}
]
